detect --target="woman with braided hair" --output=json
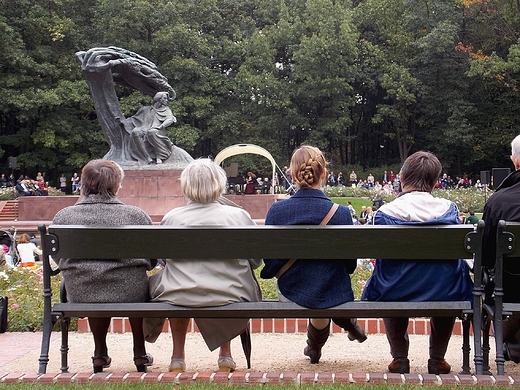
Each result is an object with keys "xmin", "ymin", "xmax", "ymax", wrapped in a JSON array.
[{"xmin": 261, "ymin": 145, "xmax": 366, "ymax": 365}]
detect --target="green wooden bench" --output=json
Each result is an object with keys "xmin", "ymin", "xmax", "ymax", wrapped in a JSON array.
[{"xmin": 37, "ymin": 222, "xmax": 484, "ymax": 375}]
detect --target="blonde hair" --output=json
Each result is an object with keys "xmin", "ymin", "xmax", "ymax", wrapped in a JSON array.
[
  {"xmin": 181, "ymin": 159, "xmax": 227, "ymax": 203},
  {"xmin": 290, "ymin": 145, "xmax": 327, "ymax": 189}
]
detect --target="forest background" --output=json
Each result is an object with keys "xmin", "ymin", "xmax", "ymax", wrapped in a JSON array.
[{"xmin": 1, "ymin": 0, "xmax": 520, "ymax": 185}]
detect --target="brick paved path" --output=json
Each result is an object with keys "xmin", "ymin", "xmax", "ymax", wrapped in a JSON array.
[{"xmin": 1, "ymin": 331, "xmax": 518, "ymax": 386}]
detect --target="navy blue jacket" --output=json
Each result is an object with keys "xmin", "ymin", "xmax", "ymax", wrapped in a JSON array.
[{"xmin": 260, "ymin": 188, "xmax": 356, "ymax": 309}]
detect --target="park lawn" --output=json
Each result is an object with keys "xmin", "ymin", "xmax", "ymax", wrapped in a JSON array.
[{"xmin": 331, "ymin": 197, "xmax": 372, "ymax": 216}]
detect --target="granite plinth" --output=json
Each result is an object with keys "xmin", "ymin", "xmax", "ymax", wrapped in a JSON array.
[{"xmin": 15, "ymin": 169, "xmax": 286, "ymax": 224}]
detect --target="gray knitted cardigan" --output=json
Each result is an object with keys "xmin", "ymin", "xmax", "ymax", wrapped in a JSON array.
[{"xmin": 52, "ymin": 195, "xmax": 153, "ymax": 303}]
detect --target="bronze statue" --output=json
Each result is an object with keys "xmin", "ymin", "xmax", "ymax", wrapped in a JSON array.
[{"xmin": 76, "ymin": 47, "xmax": 192, "ymax": 168}]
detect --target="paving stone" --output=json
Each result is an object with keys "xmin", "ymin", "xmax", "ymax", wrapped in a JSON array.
[
  {"xmin": 229, "ymin": 371, "xmax": 247, "ymax": 385},
  {"xmin": 438, "ymin": 374, "xmax": 458, "ymax": 386},
  {"xmin": 475, "ymin": 375, "xmax": 496, "ymax": 386},
  {"xmin": 194, "ymin": 371, "xmax": 213, "ymax": 383},
  {"xmin": 386, "ymin": 373, "xmax": 403, "ymax": 385},
  {"xmin": 351, "ymin": 372, "xmax": 368, "ymax": 384},
  {"xmin": 403, "ymin": 373, "xmax": 421, "ymax": 385},
  {"xmin": 495, "ymin": 375, "xmax": 512, "ymax": 387},
  {"xmin": 55, "ymin": 372, "xmax": 76, "ymax": 384},
  {"xmin": 247, "ymin": 372, "xmax": 265, "ymax": 384},
  {"xmin": 90, "ymin": 372, "xmax": 110, "ymax": 384},
  {"xmin": 422, "ymin": 373, "xmax": 440, "ymax": 386},
  {"xmin": 177, "ymin": 372, "xmax": 196, "ymax": 384},
  {"xmin": 160, "ymin": 371, "xmax": 180, "ymax": 383},
  {"xmin": 20, "ymin": 373, "xmax": 40, "ymax": 384},
  {"xmin": 142, "ymin": 371, "xmax": 161, "ymax": 383},
  {"xmin": 281, "ymin": 371, "xmax": 298, "ymax": 385},
  {"xmin": 124, "ymin": 372, "xmax": 144, "ymax": 383},
  {"xmin": 316, "ymin": 372, "xmax": 333, "ymax": 385},
  {"xmin": 265, "ymin": 372, "xmax": 282, "ymax": 384},
  {"xmin": 368, "ymin": 372, "xmax": 386, "ymax": 385},
  {"xmin": 2, "ymin": 374, "xmax": 22, "ymax": 384},
  {"xmin": 106, "ymin": 372, "xmax": 127, "ymax": 383},
  {"xmin": 300, "ymin": 372, "xmax": 316, "ymax": 384},
  {"xmin": 213, "ymin": 372, "xmax": 230, "ymax": 384},
  {"xmin": 333, "ymin": 372, "xmax": 350, "ymax": 384},
  {"xmin": 457, "ymin": 374, "xmax": 477, "ymax": 386},
  {"xmin": 73, "ymin": 372, "xmax": 92, "ymax": 384}
]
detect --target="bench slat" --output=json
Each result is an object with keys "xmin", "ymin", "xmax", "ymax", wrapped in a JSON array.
[
  {"xmin": 46, "ymin": 224, "xmax": 475, "ymax": 260},
  {"xmin": 52, "ymin": 301, "xmax": 471, "ymax": 319}
]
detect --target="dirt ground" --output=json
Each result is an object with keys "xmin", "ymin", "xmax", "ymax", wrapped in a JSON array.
[{"xmin": 4, "ymin": 331, "xmax": 520, "ymax": 376}]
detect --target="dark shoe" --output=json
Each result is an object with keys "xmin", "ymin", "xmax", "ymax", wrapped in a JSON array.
[
  {"xmin": 92, "ymin": 356, "xmax": 111, "ymax": 373},
  {"xmin": 346, "ymin": 320, "xmax": 368, "ymax": 343},
  {"xmin": 388, "ymin": 358, "xmax": 410, "ymax": 374},
  {"xmin": 303, "ymin": 322, "xmax": 330, "ymax": 364},
  {"xmin": 332, "ymin": 318, "xmax": 367, "ymax": 343},
  {"xmin": 427, "ymin": 358, "xmax": 451, "ymax": 374},
  {"xmin": 134, "ymin": 353, "xmax": 154, "ymax": 373}
]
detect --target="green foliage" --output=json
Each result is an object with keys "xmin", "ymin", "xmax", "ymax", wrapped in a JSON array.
[
  {"xmin": 0, "ymin": 265, "xmax": 76, "ymax": 332},
  {"xmin": 0, "ymin": 0, "xmax": 519, "ymax": 182},
  {"xmin": 0, "ymin": 187, "xmax": 17, "ymax": 200}
]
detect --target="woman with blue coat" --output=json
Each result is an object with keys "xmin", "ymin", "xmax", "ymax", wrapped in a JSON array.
[{"xmin": 261, "ymin": 145, "xmax": 366, "ymax": 364}]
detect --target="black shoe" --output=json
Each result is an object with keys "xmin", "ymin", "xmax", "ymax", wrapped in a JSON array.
[
  {"xmin": 347, "ymin": 321, "xmax": 368, "ymax": 343},
  {"xmin": 427, "ymin": 358, "xmax": 451, "ymax": 374}
]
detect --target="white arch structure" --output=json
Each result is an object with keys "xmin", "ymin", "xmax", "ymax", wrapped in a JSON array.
[{"xmin": 214, "ymin": 144, "xmax": 276, "ymax": 193}]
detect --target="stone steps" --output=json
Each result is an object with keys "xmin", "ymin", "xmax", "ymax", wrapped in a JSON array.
[{"xmin": 0, "ymin": 201, "xmax": 18, "ymax": 222}]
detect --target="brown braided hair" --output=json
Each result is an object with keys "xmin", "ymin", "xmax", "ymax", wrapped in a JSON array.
[{"xmin": 290, "ymin": 145, "xmax": 328, "ymax": 189}]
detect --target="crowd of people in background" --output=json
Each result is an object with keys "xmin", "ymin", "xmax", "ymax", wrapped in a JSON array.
[{"xmin": 0, "ymin": 171, "xmax": 81, "ymax": 196}]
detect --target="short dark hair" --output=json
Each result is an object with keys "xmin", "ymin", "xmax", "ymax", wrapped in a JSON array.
[
  {"xmin": 80, "ymin": 159, "xmax": 123, "ymax": 199},
  {"xmin": 400, "ymin": 151, "xmax": 441, "ymax": 192}
]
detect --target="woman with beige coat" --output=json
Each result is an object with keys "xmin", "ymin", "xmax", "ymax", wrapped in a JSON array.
[{"xmin": 147, "ymin": 158, "xmax": 261, "ymax": 373}]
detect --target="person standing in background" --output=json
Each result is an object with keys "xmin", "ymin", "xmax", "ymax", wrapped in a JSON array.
[{"xmin": 59, "ymin": 173, "xmax": 67, "ymax": 193}]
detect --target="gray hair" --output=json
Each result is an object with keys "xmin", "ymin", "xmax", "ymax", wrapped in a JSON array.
[
  {"xmin": 512, "ymin": 134, "xmax": 520, "ymax": 161},
  {"xmin": 180, "ymin": 159, "xmax": 227, "ymax": 203}
]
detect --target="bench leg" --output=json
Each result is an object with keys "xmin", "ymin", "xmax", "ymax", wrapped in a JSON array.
[
  {"xmin": 482, "ymin": 317, "xmax": 492, "ymax": 375},
  {"xmin": 38, "ymin": 313, "xmax": 56, "ymax": 374},
  {"xmin": 60, "ymin": 317, "xmax": 70, "ymax": 373},
  {"xmin": 472, "ymin": 312, "xmax": 484, "ymax": 375},
  {"xmin": 460, "ymin": 317, "xmax": 472, "ymax": 375}
]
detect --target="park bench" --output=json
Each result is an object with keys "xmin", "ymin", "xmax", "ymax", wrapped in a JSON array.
[
  {"xmin": 481, "ymin": 221, "xmax": 520, "ymax": 375},
  {"xmin": 37, "ymin": 222, "xmax": 485, "ymax": 375}
]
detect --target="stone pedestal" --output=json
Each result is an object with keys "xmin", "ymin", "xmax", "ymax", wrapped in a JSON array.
[
  {"xmin": 117, "ymin": 169, "xmax": 187, "ymax": 222},
  {"xmin": 16, "ymin": 169, "xmax": 286, "ymax": 224}
]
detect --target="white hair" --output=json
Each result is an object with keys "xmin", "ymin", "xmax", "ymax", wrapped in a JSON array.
[
  {"xmin": 512, "ymin": 134, "xmax": 520, "ymax": 161},
  {"xmin": 180, "ymin": 159, "xmax": 227, "ymax": 203}
]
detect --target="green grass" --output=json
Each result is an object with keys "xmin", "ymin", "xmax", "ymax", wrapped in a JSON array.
[{"xmin": 330, "ymin": 197, "xmax": 373, "ymax": 217}]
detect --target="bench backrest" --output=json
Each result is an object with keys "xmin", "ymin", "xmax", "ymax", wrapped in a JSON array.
[{"xmin": 40, "ymin": 223, "xmax": 479, "ymax": 261}]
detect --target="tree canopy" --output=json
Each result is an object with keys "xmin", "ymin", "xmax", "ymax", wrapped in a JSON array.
[{"xmin": 1, "ymin": 0, "xmax": 519, "ymax": 183}]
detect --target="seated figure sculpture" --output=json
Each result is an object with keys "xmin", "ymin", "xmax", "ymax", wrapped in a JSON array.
[{"xmin": 123, "ymin": 91, "xmax": 176, "ymax": 164}]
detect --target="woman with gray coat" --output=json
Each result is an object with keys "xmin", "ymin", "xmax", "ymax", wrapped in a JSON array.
[{"xmin": 52, "ymin": 159, "xmax": 154, "ymax": 373}]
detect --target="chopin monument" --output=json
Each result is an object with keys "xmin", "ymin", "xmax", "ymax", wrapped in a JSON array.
[
  {"xmin": 76, "ymin": 47, "xmax": 194, "ymax": 219},
  {"xmin": 75, "ymin": 46, "xmax": 193, "ymax": 168}
]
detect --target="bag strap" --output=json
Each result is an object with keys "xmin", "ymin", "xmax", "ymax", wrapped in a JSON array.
[{"xmin": 275, "ymin": 203, "xmax": 340, "ymax": 278}]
